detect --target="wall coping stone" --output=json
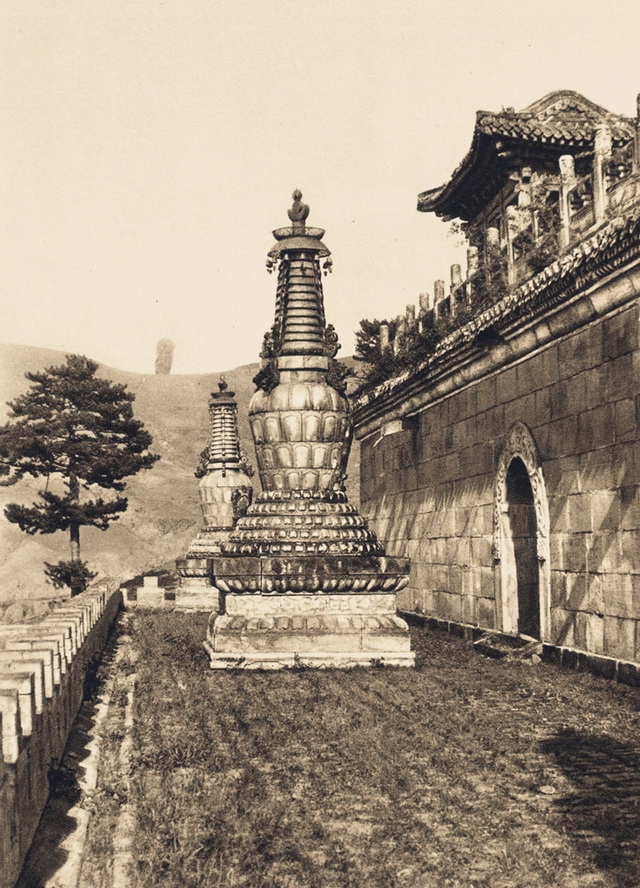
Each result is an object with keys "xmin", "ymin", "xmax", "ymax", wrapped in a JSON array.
[{"xmin": 0, "ymin": 586, "xmax": 122, "ymax": 888}]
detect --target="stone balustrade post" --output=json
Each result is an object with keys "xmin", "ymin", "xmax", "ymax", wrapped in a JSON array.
[
  {"xmin": 517, "ymin": 167, "xmax": 532, "ymax": 207},
  {"xmin": 467, "ymin": 246, "xmax": 479, "ymax": 277},
  {"xmin": 379, "ymin": 322, "xmax": 389, "ymax": 354},
  {"xmin": 433, "ymin": 279, "xmax": 445, "ymax": 319},
  {"xmin": 394, "ymin": 316, "xmax": 407, "ymax": 355},
  {"xmin": 558, "ymin": 155, "xmax": 576, "ymax": 248},
  {"xmin": 418, "ymin": 291, "xmax": 431, "ymax": 314},
  {"xmin": 486, "ymin": 226, "xmax": 499, "ymax": 247},
  {"xmin": 418, "ymin": 293, "xmax": 432, "ymax": 335},
  {"xmin": 504, "ymin": 207, "xmax": 519, "ymax": 286},
  {"xmin": 405, "ymin": 304, "xmax": 416, "ymax": 328},
  {"xmin": 450, "ymin": 264, "xmax": 462, "ymax": 315},
  {"xmin": 466, "ymin": 246, "xmax": 479, "ymax": 304},
  {"xmin": 593, "ymin": 123, "xmax": 612, "ymax": 223}
]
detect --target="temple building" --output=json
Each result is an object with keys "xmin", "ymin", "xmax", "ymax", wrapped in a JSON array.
[
  {"xmin": 352, "ymin": 91, "xmax": 640, "ymax": 680},
  {"xmin": 418, "ymin": 90, "xmax": 636, "ymax": 288}
]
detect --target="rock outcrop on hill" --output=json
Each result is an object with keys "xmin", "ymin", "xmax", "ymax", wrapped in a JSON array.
[{"xmin": 155, "ymin": 338, "xmax": 175, "ymax": 374}]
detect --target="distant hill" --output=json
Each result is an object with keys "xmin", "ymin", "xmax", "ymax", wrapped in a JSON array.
[{"xmin": 0, "ymin": 343, "xmax": 360, "ymax": 605}]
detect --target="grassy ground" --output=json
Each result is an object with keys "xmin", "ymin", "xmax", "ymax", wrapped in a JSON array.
[{"xmin": 83, "ymin": 612, "xmax": 640, "ymax": 888}]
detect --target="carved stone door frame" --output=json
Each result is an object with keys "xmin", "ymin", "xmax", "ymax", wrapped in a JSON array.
[{"xmin": 493, "ymin": 422, "xmax": 551, "ymax": 639}]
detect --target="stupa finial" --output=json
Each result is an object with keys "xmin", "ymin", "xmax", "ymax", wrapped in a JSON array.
[
  {"xmin": 287, "ymin": 189, "xmax": 309, "ymax": 232},
  {"xmin": 218, "ymin": 375, "xmax": 228, "ymax": 392}
]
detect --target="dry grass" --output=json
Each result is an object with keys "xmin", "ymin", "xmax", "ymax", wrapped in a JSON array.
[{"xmin": 89, "ymin": 612, "xmax": 640, "ymax": 888}]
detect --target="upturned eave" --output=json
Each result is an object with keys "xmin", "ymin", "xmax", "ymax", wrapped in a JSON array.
[{"xmin": 417, "ymin": 91, "xmax": 635, "ymax": 222}]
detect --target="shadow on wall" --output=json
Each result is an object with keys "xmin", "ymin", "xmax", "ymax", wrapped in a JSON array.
[
  {"xmin": 541, "ymin": 727, "xmax": 640, "ymax": 888},
  {"xmin": 371, "ymin": 474, "xmax": 492, "ymax": 572},
  {"xmin": 547, "ymin": 460, "xmax": 635, "ymax": 649}
]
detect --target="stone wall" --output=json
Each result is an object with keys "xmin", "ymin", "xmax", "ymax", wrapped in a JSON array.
[
  {"xmin": 357, "ymin": 264, "xmax": 640, "ymax": 672},
  {"xmin": 0, "ymin": 586, "xmax": 122, "ymax": 888}
]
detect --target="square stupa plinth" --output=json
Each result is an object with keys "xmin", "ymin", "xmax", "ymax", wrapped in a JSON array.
[{"xmin": 204, "ymin": 553, "xmax": 415, "ymax": 669}]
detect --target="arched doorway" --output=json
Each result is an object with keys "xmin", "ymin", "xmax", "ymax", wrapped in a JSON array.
[
  {"xmin": 506, "ymin": 456, "xmax": 540, "ymax": 638},
  {"xmin": 494, "ymin": 423, "xmax": 550, "ymax": 639}
]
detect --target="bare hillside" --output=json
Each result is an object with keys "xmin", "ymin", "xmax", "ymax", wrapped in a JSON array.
[{"xmin": 0, "ymin": 344, "xmax": 360, "ymax": 605}]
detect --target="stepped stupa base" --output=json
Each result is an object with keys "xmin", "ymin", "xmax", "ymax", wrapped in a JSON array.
[
  {"xmin": 204, "ymin": 592, "xmax": 415, "ymax": 670},
  {"xmin": 175, "ymin": 555, "xmax": 221, "ymax": 611},
  {"xmin": 174, "ymin": 579, "xmax": 221, "ymax": 612}
]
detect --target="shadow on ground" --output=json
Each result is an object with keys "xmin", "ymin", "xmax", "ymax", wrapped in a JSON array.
[
  {"xmin": 15, "ymin": 703, "xmax": 95, "ymax": 887},
  {"xmin": 16, "ymin": 642, "xmax": 117, "ymax": 888},
  {"xmin": 542, "ymin": 727, "xmax": 640, "ymax": 888}
]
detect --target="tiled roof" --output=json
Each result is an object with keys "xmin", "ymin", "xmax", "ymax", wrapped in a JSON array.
[
  {"xmin": 476, "ymin": 111, "xmax": 632, "ymax": 144},
  {"xmin": 417, "ymin": 91, "xmax": 635, "ymax": 217},
  {"xmin": 354, "ymin": 200, "xmax": 640, "ymax": 417}
]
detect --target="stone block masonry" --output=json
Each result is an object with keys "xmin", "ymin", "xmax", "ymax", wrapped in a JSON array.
[
  {"xmin": 122, "ymin": 573, "xmax": 219, "ymax": 611},
  {"xmin": 0, "ymin": 586, "xmax": 122, "ymax": 888},
  {"xmin": 355, "ymin": 258, "xmax": 640, "ymax": 670}
]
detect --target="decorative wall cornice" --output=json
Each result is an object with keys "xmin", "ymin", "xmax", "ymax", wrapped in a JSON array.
[{"xmin": 353, "ymin": 208, "xmax": 640, "ymax": 439}]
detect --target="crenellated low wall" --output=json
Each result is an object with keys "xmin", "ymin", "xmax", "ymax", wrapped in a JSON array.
[{"xmin": 0, "ymin": 585, "xmax": 122, "ymax": 888}]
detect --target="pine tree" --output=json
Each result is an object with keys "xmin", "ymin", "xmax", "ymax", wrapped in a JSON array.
[{"xmin": 0, "ymin": 354, "xmax": 159, "ymax": 595}]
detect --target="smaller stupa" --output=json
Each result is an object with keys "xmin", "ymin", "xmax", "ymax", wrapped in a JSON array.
[{"xmin": 175, "ymin": 377, "xmax": 253, "ymax": 610}]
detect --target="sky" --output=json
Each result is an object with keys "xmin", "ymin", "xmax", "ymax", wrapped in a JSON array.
[{"xmin": 2, "ymin": 0, "xmax": 640, "ymax": 375}]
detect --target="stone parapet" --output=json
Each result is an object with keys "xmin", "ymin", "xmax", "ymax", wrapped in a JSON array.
[
  {"xmin": 354, "ymin": 220, "xmax": 640, "ymax": 439},
  {"xmin": 0, "ymin": 586, "xmax": 122, "ymax": 888}
]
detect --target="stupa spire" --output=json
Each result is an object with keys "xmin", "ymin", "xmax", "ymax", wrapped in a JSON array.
[
  {"xmin": 266, "ymin": 191, "xmax": 332, "ymax": 364},
  {"xmin": 206, "ymin": 376, "xmax": 243, "ymax": 470}
]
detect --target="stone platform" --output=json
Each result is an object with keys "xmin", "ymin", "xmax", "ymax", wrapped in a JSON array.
[{"xmin": 204, "ymin": 592, "xmax": 415, "ymax": 669}]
